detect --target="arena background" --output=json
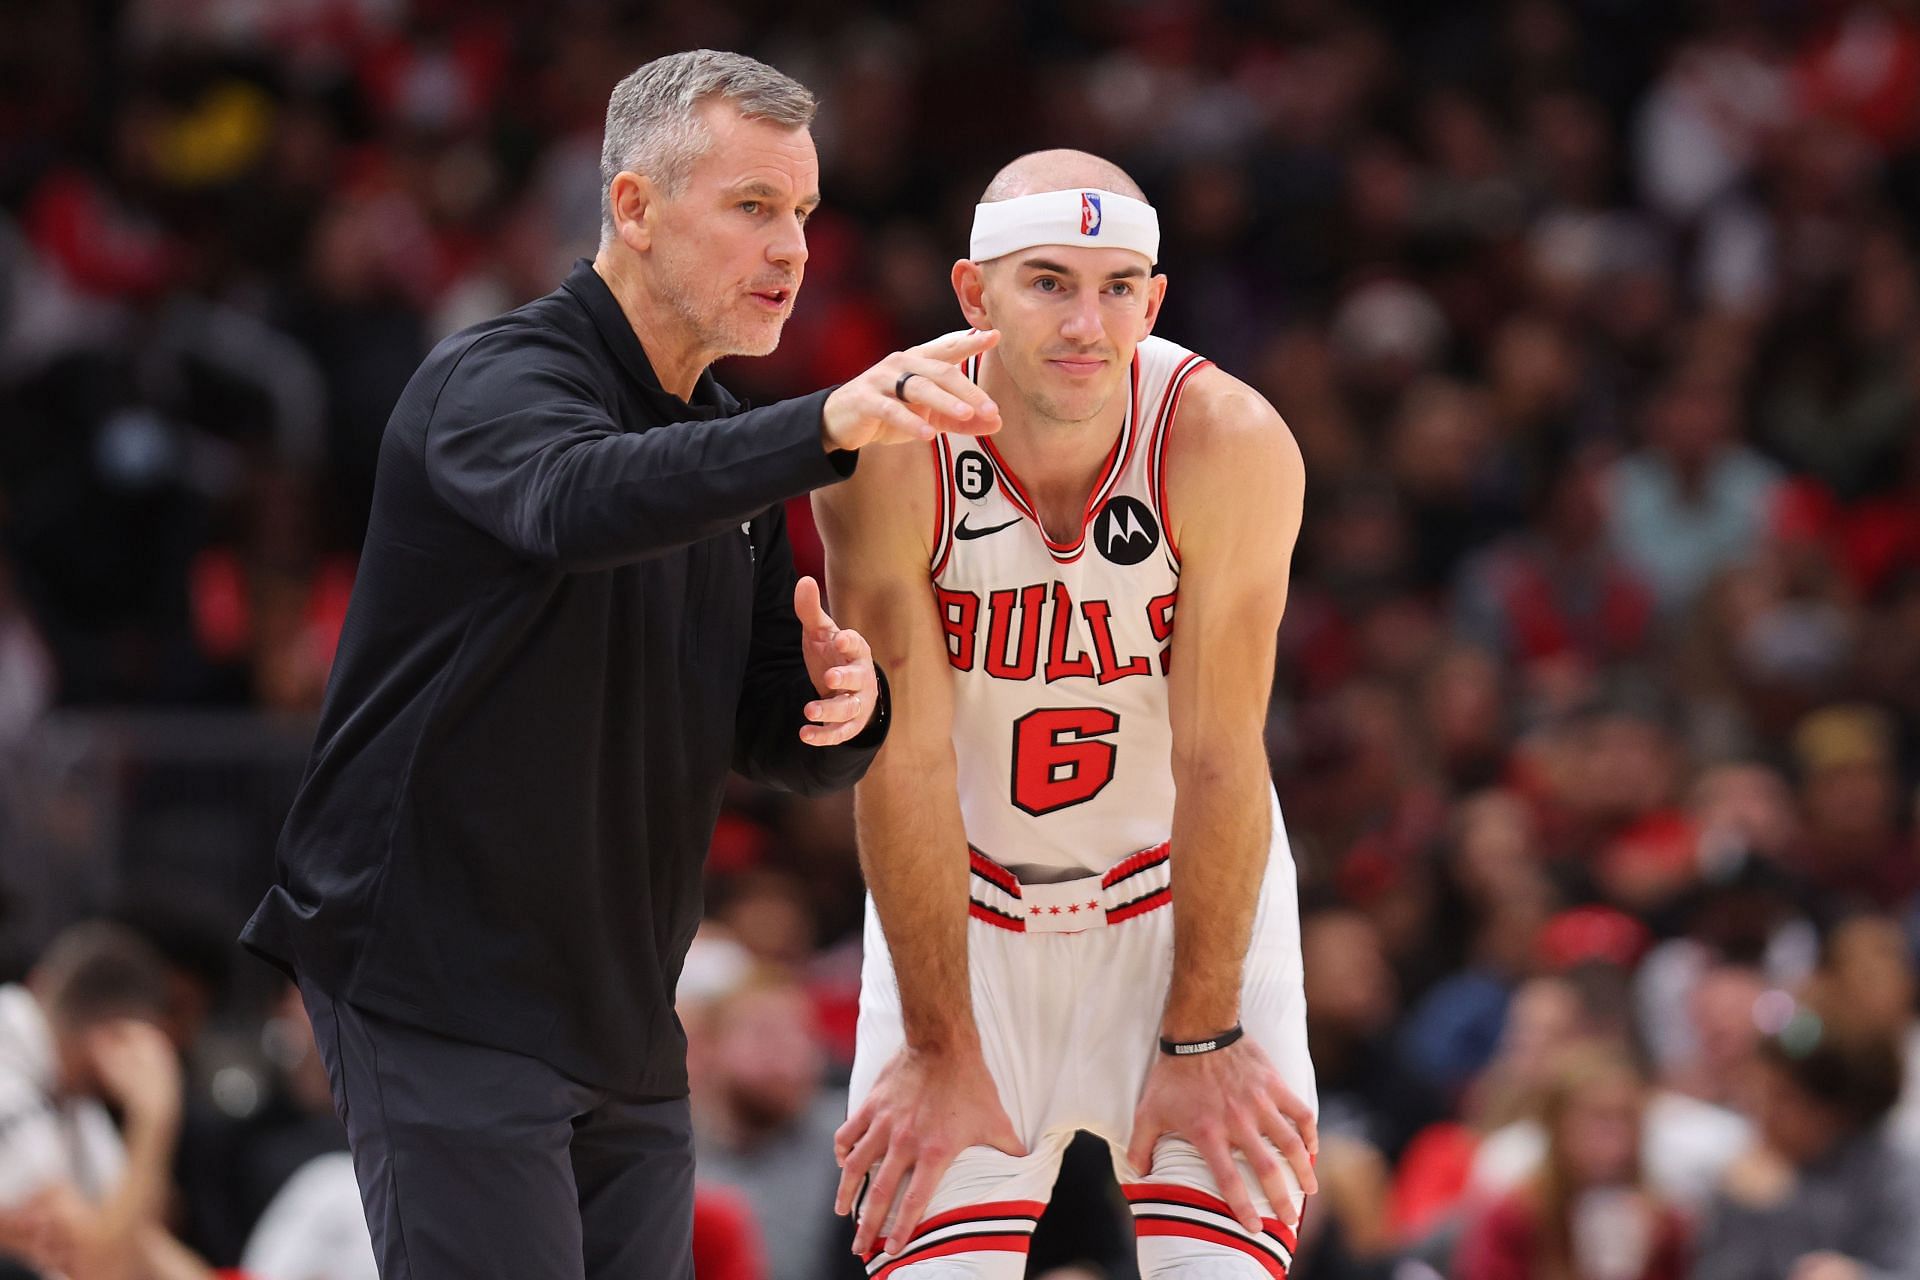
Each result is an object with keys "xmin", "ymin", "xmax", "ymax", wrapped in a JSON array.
[{"xmin": 2, "ymin": 1, "xmax": 1919, "ymax": 1277}]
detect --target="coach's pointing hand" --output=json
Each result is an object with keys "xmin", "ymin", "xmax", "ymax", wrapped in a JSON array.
[
  {"xmin": 796, "ymin": 576, "xmax": 879, "ymax": 746},
  {"xmin": 822, "ymin": 329, "xmax": 1003, "ymax": 450},
  {"xmin": 834, "ymin": 1046, "xmax": 1026, "ymax": 1258}
]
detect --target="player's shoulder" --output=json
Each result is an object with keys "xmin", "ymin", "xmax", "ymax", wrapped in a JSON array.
[
  {"xmin": 1159, "ymin": 352, "xmax": 1301, "ymax": 481},
  {"xmin": 834, "ymin": 429, "xmax": 939, "ymax": 501},
  {"xmin": 813, "ymin": 431, "xmax": 938, "ymax": 548}
]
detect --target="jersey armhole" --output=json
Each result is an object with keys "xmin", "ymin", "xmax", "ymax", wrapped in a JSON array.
[
  {"xmin": 930, "ymin": 434, "xmax": 956, "ymax": 577},
  {"xmin": 1148, "ymin": 356, "xmax": 1211, "ymax": 566}
]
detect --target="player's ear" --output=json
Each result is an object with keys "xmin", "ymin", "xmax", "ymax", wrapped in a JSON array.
[
  {"xmin": 608, "ymin": 171, "xmax": 656, "ymax": 253},
  {"xmin": 952, "ymin": 259, "xmax": 990, "ymax": 328},
  {"xmin": 1139, "ymin": 272, "xmax": 1169, "ymax": 338}
]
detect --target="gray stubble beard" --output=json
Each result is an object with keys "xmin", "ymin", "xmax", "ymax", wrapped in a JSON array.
[{"xmin": 654, "ymin": 245, "xmax": 785, "ymax": 363}]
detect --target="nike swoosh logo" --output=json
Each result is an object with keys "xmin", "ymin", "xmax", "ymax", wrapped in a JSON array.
[{"xmin": 954, "ymin": 515, "xmax": 1020, "ymax": 541}]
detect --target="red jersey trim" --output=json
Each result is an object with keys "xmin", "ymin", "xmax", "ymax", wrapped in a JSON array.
[
  {"xmin": 968, "ymin": 847, "xmax": 1022, "ymax": 896},
  {"xmin": 973, "ymin": 354, "xmax": 1141, "ymax": 563},
  {"xmin": 930, "ymin": 434, "xmax": 955, "ymax": 577},
  {"xmin": 1146, "ymin": 355, "xmax": 1211, "ymax": 566}
]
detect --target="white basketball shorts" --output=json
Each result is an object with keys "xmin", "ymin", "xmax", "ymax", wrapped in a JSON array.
[{"xmin": 849, "ymin": 824, "xmax": 1316, "ymax": 1279}]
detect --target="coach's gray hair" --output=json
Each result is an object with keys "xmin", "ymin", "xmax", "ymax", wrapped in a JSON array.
[{"xmin": 599, "ymin": 50, "xmax": 816, "ymax": 242}]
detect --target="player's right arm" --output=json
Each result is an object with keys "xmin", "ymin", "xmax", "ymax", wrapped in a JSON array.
[{"xmin": 811, "ymin": 434, "xmax": 1025, "ymax": 1258}]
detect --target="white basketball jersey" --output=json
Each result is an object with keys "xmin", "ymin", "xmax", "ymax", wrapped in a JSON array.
[{"xmin": 930, "ymin": 335, "xmax": 1212, "ymax": 882}]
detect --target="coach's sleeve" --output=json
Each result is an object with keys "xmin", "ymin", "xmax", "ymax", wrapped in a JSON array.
[
  {"xmin": 423, "ymin": 331, "xmax": 851, "ymax": 570},
  {"xmin": 732, "ymin": 501, "xmax": 888, "ymax": 794}
]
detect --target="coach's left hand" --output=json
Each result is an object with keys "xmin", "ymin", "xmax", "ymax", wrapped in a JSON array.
[
  {"xmin": 796, "ymin": 576, "xmax": 878, "ymax": 746},
  {"xmin": 1125, "ymin": 1039, "xmax": 1318, "ymax": 1232}
]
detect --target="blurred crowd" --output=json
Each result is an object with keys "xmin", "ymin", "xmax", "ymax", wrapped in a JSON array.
[{"xmin": 2, "ymin": 0, "xmax": 1919, "ymax": 1277}]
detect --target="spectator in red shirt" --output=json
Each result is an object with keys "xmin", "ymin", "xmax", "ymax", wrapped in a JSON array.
[
  {"xmin": 692, "ymin": 1186, "xmax": 766, "ymax": 1280},
  {"xmin": 1456, "ymin": 1047, "xmax": 1690, "ymax": 1280}
]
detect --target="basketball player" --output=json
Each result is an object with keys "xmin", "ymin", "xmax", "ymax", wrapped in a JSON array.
[{"xmin": 812, "ymin": 150, "xmax": 1317, "ymax": 1280}]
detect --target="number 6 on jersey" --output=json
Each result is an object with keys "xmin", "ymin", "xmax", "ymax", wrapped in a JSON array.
[{"xmin": 1011, "ymin": 707, "xmax": 1121, "ymax": 815}]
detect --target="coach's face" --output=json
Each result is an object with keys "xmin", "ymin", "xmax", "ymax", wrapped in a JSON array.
[
  {"xmin": 641, "ymin": 102, "xmax": 820, "ymax": 360},
  {"xmin": 956, "ymin": 243, "xmax": 1166, "ymax": 424}
]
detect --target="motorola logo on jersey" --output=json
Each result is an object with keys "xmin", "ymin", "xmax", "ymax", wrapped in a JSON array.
[
  {"xmin": 1094, "ymin": 496, "xmax": 1159, "ymax": 565},
  {"xmin": 955, "ymin": 449, "xmax": 995, "ymax": 501}
]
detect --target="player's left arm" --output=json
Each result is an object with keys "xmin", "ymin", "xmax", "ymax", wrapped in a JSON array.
[{"xmin": 1125, "ymin": 366, "xmax": 1318, "ymax": 1230}]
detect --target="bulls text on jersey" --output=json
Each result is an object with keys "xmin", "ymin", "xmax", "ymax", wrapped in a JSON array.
[{"xmin": 937, "ymin": 580, "xmax": 1178, "ymax": 684}]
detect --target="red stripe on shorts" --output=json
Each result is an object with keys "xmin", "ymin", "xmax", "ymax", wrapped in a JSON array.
[
  {"xmin": 1123, "ymin": 1183, "xmax": 1298, "ymax": 1252},
  {"xmin": 901, "ymin": 1199, "xmax": 1046, "ymax": 1240},
  {"xmin": 872, "ymin": 1234, "xmax": 1032, "ymax": 1279},
  {"xmin": 1133, "ymin": 1219, "xmax": 1287, "ymax": 1278},
  {"xmin": 1105, "ymin": 887, "xmax": 1172, "ymax": 924},
  {"xmin": 1100, "ymin": 841, "xmax": 1171, "ymax": 887},
  {"xmin": 968, "ymin": 901, "xmax": 1025, "ymax": 931},
  {"xmin": 967, "ymin": 848, "xmax": 1021, "ymax": 895}
]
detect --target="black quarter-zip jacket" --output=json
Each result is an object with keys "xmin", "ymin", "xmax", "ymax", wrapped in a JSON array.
[{"xmin": 242, "ymin": 259, "xmax": 886, "ymax": 1097}]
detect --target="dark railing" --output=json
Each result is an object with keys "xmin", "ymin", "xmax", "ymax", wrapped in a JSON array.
[{"xmin": 0, "ymin": 711, "xmax": 316, "ymax": 992}]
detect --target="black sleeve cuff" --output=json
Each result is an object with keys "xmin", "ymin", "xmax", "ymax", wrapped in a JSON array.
[{"xmin": 815, "ymin": 384, "xmax": 856, "ymax": 478}]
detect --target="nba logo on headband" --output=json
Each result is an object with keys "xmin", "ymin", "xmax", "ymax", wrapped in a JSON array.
[{"xmin": 1080, "ymin": 192, "xmax": 1102, "ymax": 236}]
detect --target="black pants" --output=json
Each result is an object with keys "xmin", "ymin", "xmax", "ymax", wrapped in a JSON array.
[{"xmin": 299, "ymin": 981, "xmax": 694, "ymax": 1280}]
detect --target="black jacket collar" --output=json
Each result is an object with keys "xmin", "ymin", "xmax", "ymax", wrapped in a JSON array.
[{"xmin": 560, "ymin": 258, "xmax": 740, "ymax": 421}]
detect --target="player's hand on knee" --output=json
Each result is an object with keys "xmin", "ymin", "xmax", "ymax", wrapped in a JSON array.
[
  {"xmin": 833, "ymin": 1045, "xmax": 1025, "ymax": 1256},
  {"xmin": 821, "ymin": 329, "xmax": 1003, "ymax": 450},
  {"xmin": 1125, "ymin": 1038, "xmax": 1318, "ymax": 1232}
]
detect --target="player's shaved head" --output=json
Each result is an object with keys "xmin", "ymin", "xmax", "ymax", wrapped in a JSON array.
[
  {"xmin": 958, "ymin": 148, "xmax": 1164, "ymax": 428},
  {"xmin": 979, "ymin": 149, "xmax": 1146, "ymax": 204}
]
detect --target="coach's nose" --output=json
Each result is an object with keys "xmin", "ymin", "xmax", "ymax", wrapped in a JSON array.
[{"xmin": 768, "ymin": 212, "xmax": 808, "ymax": 275}]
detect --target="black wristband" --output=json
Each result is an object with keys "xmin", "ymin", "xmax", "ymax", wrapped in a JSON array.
[{"xmin": 1159, "ymin": 1025, "xmax": 1245, "ymax": 1057}]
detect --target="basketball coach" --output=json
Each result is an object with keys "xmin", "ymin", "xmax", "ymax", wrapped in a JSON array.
[{"xmin": 241, "ymin": 50, "xmax": 1000, "ymax": 1280}]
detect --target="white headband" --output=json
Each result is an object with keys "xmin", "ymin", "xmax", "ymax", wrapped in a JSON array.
[{"xmin": 969, "ymin": 188, "xmax": 1160, "ymax": 266}]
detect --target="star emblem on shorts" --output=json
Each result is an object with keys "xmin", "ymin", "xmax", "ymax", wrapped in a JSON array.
[
  {"xmin": 1049, "ymin": 906, "xmax": 1062, "ymax": 915},
  {"xmin": 1067, "ymin": 903, "xmax": 1080, "ymax": 914},
  {"xmin": 1086, "ymin": 901, "xmax": 1099, "ymax": 911},
  {"xmin": 1029, "ymin": 906, "xmax": 1042, "ymax": 915}
]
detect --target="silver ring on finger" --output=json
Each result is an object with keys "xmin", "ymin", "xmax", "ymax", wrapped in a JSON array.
[{"xmin": 894, "ymin": 371, "xmax": 921, "ymax": 401}]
